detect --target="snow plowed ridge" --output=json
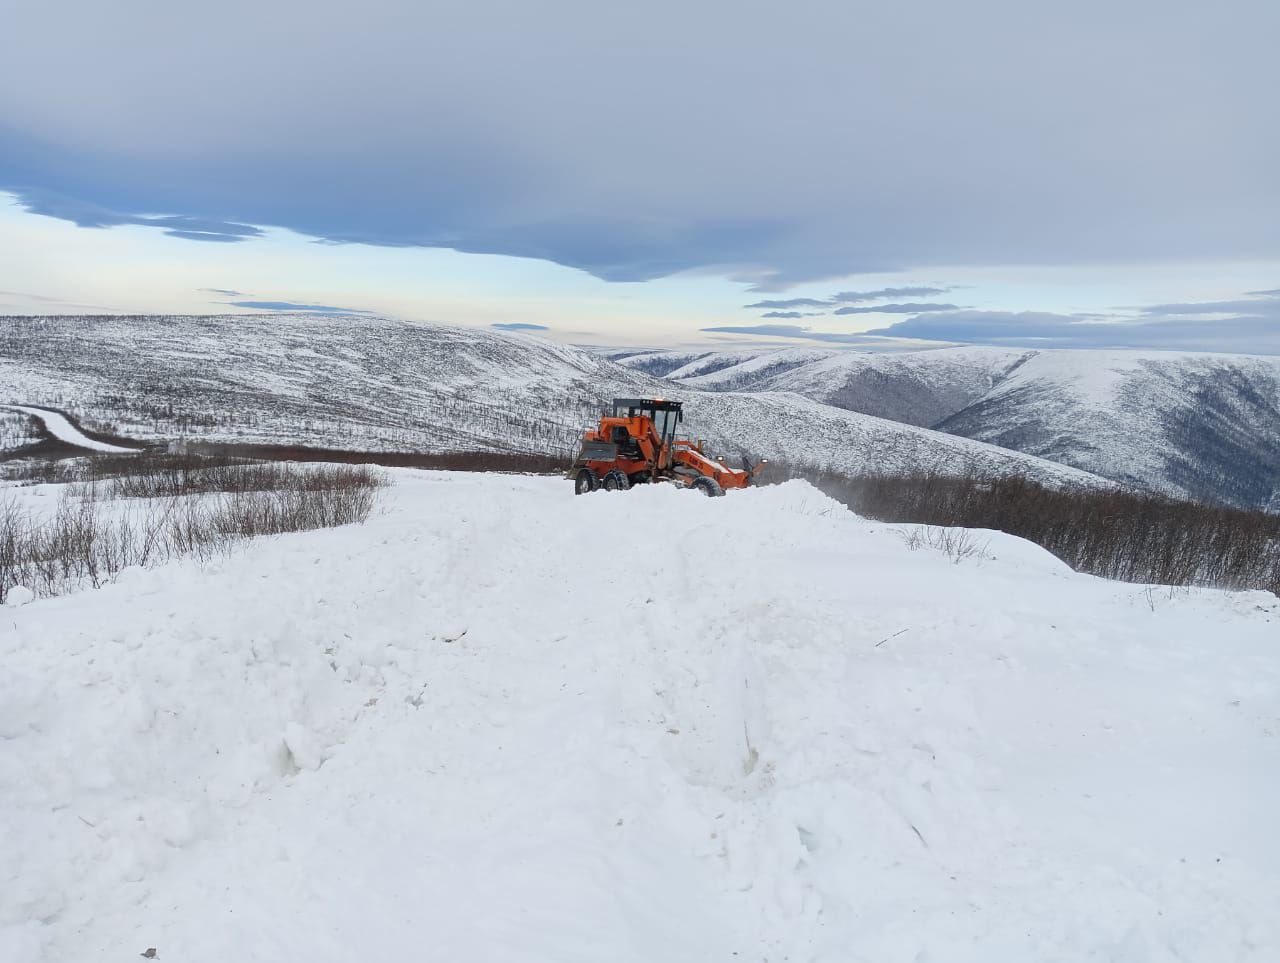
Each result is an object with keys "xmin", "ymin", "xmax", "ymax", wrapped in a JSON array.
[{"xmin": 2, "ymin": 472, "xmax": 1277, "ymax": 962}]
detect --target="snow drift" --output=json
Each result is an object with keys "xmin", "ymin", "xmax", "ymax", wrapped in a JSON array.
[{"xmin": 2, "ymin": 471, "xmax": 1277, "ymax": 962}]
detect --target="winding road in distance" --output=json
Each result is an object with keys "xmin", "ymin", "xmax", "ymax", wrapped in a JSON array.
[{"xmin": 2, "ymin": 405, "xmax": 142, "ymax": 454}]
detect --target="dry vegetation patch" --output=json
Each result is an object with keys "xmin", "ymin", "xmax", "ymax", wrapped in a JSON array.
[{"xmin": 0, "ymin": 453, "xmax": 388, "ymax": 603}]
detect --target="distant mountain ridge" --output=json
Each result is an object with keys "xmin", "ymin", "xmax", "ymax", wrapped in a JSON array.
[
  {"xmin": 0, "ymin": 314, "xmax": 1104, "ymax": 489},
  {"xmin": 608, "ymin": 344, "xmax": 1280, "ymax": 509}
]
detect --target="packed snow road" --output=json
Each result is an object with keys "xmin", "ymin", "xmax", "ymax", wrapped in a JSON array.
[
  {"xmin": 0, "ymin": 404, "xmax": 141, "ymax": 453},
  {"xmin": 2, "ymin": 472, "xmax": 1277, "ymax": 962}
]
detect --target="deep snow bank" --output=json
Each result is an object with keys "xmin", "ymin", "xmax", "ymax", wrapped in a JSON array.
[{"xmin": 1, "ymin": 472, "xmax": 1277, "ymax": 962}]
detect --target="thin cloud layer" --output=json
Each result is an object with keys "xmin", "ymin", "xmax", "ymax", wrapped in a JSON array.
[
  {"xmin": 833, "ymin": 302, "xmax": 959, "ymax": 316},
  {"xmin": 744, "ymin": 287, "xmax": 951, "ymax": 310},
  {"xmin": 744, "ymin": 298, "xmax": 832, "ymax": 310},
  {"xmin": 709, "ymin": 290, "xmax": 1280, "ymax": 354},
  {"xmin": 11, "ymin": 187, "xmax": 262, "ymax": 243},
  {"xmin": 229, "ymin": 301, "xmax": 372, "ymax": 315},
  {"xmin": 701, "ymin": 324, "xmax": 898, "ymax": 345},
  {"xmin": 2, "ymin": 1, "xmax": 1276, "ymax": 285},
  {"xmin": 866, "ymin": 291, "xmax": 1280, "ymax": 353},
  {"xmin": 826, "ymin": 287, "xmax": 949, "ymax": 304}
]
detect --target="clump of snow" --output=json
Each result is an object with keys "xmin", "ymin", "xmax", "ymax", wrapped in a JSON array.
[
  {"xmin": 1, "ymin": 469, "xmax": 1276, "ymax": 962},
  {"xmin": 283, "ymin": 722, "xmax": 325, "ymax": 772},
  {"xmin": 4, "ymin": 585, "xmax": 34, "ymax": 607}
]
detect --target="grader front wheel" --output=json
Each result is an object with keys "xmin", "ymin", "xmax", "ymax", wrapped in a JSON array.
[{"xmin": 692, "ymin": 476, "xmax": 724, "ymax": 497}]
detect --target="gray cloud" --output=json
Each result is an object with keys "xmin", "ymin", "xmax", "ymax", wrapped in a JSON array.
[
  {"xmin": 701, "ymin": 324, "xmax": 893, "ymax": 345},
  {"xmin": 746, "ymin": 287, "xmax": 952, "ymax": 312},
  {"xmin": 865, "ymin": 294, "xmax": 1280, "ymax": 354},
  {"xmin": 833, "ymin": 302, "xmax": 959, "ymax": 315},
  {"xmin": 229, "ymin": 301, "xmax": 372, "ymax": 315},
  {"xmin": 761, "ymin": 310, "xmax": 823, "ymax": 319},
  {"xmin": 1, "ymin": 1, "xmax": 1276, "ymax": 285},
  {"xmin": 711, "ymin": 290, "xmax": 1280, "ymax": 354},
  {"xmin": 200, "ymin": 288, "xmax": 247, "ymax": 297},
  {"xmin": 743, "ymin": 298, "xmax": 830, "ymax": 310},
  {"xmin": 491, "ymin": 322, "xmax": 549, "ymax": 331},
  {"xmin": 827, "ymin": 286, "xmax": 950, "ymax": 303},
  {"xmin": 1139, "ymin": 298, "xmax": 1278, "ymax": 317},
  {"xmin": 7, "ymin": 186, "xmax": 262, "ymax": 242}
]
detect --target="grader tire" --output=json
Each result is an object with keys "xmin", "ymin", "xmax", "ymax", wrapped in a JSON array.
[
  {"xmin": 603, "ymin": 469, "xmax": 631, "ymax": 492},
  {"xmin": 692, "ymin": 476, "xmax": 725, "ymax": 497},
  {"xmin": 574, "ymin": 468, "xmax": 601, "ymax": 494}
]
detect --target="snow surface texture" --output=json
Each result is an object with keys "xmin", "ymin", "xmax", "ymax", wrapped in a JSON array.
[
  {"xmin": 0, "ymin": 314, "xmax": 1107, "ymax": 490},
  {"xmin": 2, "ymin": 471, "xmax": 1277, "ymax": 962},
  {"xmin": 618, "ymin": 344, "xmax": 1280, "ymax": 510},
  {"xmin": 0, "ymin": 405, "xmax": 139, "ymax": 453}
]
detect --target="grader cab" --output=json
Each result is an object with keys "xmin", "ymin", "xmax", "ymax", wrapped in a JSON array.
[{"xmin": 569, "ymin": 398, "xmax": 764, "ymax": 496}]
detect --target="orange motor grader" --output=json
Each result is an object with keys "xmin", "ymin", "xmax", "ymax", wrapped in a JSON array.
[{"xmin": 569, "ymin": 398, "xmax": 764, "ymax": 496}]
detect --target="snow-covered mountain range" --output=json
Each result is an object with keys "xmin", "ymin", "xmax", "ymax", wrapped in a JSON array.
[
  {"xmin": 3, "ymin": 313, "xmax": 1275, "ymax": 506},
  {"xmin": 609, "ymin": 344, "xmax": 1280, "ymax": 509},
  {"xmin": 0, "ymin": 314, "xmax": 1103, "ymax": 487}
]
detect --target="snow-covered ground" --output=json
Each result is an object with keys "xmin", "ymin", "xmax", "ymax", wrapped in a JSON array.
[{"xmin": 2, "ymin": 471, "xmax": 1277, "ymax": 962}]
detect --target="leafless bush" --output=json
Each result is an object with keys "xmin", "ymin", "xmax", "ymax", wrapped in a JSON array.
[
  {"xmin": 188, "ymin": 444, "xmax": 574, "ymax": 475},
  {"xmin": 0, "ymin": 411, "xmax": 41, "ymax": 451},
  {"xmin": 106, "ymin": 455, "xmax": 386, "ymax": 498},
  {"xmin": 204, "ymin": 485, "xmax": 380, "ymax": 538},
  {"xmin": 0, "ymin": 457, "xmax": 83, "ymax": 486},
  {"xmin": 2, "ymin": 445, "xmax": 561, "ymax": 488},
  {"xmin": 901, "ymin": 525, "xmax": 990, "ymax": 564},
  {"xmin": 0, "ymin": 463, "xmax": 386, "ymax": 603}
]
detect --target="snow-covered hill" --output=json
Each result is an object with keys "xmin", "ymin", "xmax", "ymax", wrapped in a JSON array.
[
  {"xmin": 935, "ymin": 349, "xmax": 1280, "ymax": 510},
  {"xmin": 0, "ymin": 315, "xmax": 1102, "ymax": 487},
  {"xmin": 628, "ymin": 344, "xmax": 1280, "ymax": 509},
  {"xmin": 3, "ymin": 471, "xmax": 1276, "ymax": 962}
]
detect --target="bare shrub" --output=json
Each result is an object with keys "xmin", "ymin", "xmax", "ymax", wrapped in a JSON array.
[
  {"xmin": 2, "ymin": 443, "xmax": 522, "ymax": 489},
  {"xmin": 901, "ymin": 525, "xmax": 990, "ymax": 564},
  {"xmin": 0, "ymin": 457, "xmax": 84, "ymax": 486},
  {"xmin": 0, "ymin": 410, "xmax": 41, "ymax": 451},
  {"xmin": 185, "ymin": 444, "xmax": 574, "ymax": 476},
  {"xmin": 105, "ymin": 455, "xmax": 387, "ymax": 499},
  {"xmin": 0, "ymin": 462, "xmax": 386, "ymax": 603}
]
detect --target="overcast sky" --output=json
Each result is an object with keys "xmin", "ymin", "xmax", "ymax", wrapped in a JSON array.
[{"xmin": 1, "ymin": 0, "xmax": 1277, "ymax": 351}]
